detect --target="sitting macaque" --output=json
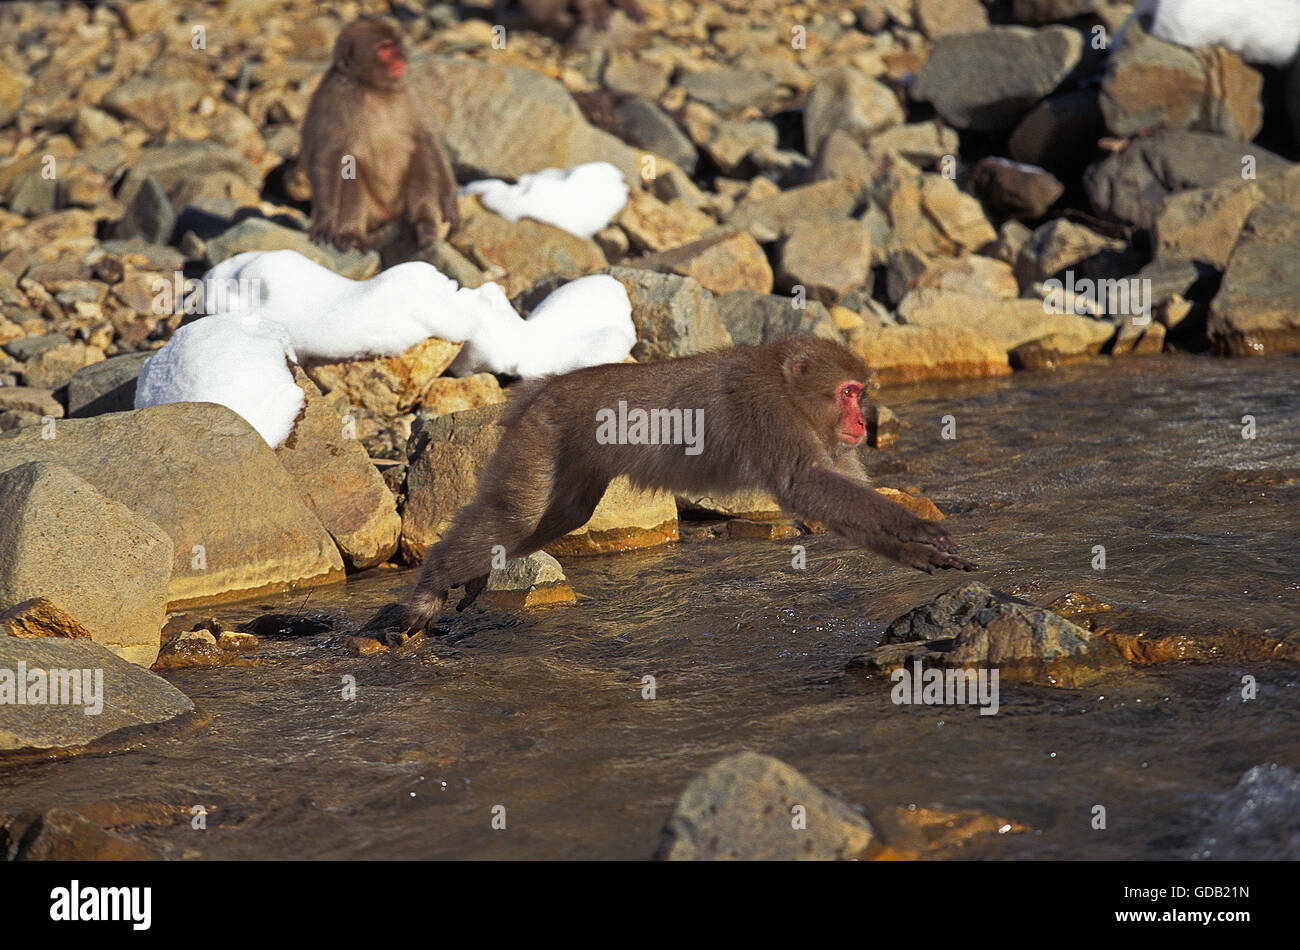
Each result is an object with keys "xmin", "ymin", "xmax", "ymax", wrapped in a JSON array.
[
  {"xmin": 301, "ymin": 18, "xmax": 460, "ymax": 252},
  {"xmin": 405, "ymin": 337, "xmax": 976, "ymax": 634}
]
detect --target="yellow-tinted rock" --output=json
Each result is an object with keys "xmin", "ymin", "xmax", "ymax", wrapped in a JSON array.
[
  {"xmin": 546, "ymin": 475, "xmax": 678, "ymax": 556},
  {"xmin": 419, "ymin": 372, "xmax": 504, "ymax": 415},
  {"xmin": 306, "ymin": 337, "xmax": 463, "ymax": 417},
  {"xmin": 849, "ymin": 325, "xmax": 1011, "ymax": 384},
  {"xmin": 875, "ymin": 487, "xmax": 944, "ymax": 521}
]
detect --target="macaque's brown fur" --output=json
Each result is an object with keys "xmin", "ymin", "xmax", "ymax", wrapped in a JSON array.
[
  {"xmin": 405, "ymin": 337, "xmax": 976, "ymax": 633},
  {"xmin": 301, "ymin": 18, "xmax": 459, "ymax": 252}
]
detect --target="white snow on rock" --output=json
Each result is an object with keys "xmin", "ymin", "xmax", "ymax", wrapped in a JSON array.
[
  {"xmin": 1125, "ymin": 0, "xmax": 1300, "ymax": 67},
  {"xmin": 135, "ymin": 249, "xmax": 635, "ymax": 447},
  {"xmin": 461, "ymin": 161, "xmax": 629, "ymax": 238}
]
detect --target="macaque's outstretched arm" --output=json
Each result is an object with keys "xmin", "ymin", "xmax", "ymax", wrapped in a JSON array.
[{"xmin": 777, "ymin": 467, "xmax": 976, "ymax": 574}]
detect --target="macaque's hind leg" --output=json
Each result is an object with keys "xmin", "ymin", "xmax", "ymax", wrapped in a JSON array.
[{"xmin": 456, "ymin": 573, "xmax": 489, "ymax": 612}]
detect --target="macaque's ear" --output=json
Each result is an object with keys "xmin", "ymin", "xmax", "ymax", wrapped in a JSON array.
[{"xmin": 782, "ymin": 351, "xmax": 812, "ymax": 384}]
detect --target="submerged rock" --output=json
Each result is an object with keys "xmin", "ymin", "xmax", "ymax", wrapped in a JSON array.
[
  {"xmin": 848, "ymin": 582, "xmax": 1124, "ymax": 686},
  {"xmin": 655, "ymin": 751, "xmax": 877, "ymax": 861}
]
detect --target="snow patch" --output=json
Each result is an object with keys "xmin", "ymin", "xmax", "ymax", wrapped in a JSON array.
[
  {"xmin": 135, "ymin": 249, "xmax": 635, "ymax": 447},
  {"xmin": 461, "ymin": 161, "xmax": 629, "ymax": 238}
]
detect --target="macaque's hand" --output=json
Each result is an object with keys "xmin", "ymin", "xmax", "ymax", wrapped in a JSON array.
[
  {"xmin": 332, "ymin": 227, "xmax": 369, "ymax": 252},
  {"xmin": 414, "ymin": 218, "xmax": 447, "ymax": 248}
]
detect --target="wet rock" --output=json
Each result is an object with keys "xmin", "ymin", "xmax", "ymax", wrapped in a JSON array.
[
  {"xmin": 849, "ymin": 581, "xmax": 1124, "ymax": 686},
  {"xmin": 0, "ymin": 462, "xmax": 171, "ymax": 666},
  {"xmin": 0, "ymin": 598, "xmax": 91, "ymax": 640},
  {"xmin": 479, "ymin": 552, "xmax": 577, "ymax": 609},
  {"xmin": 803, "ymin": 67, "xmax": 904, "ymax": 157},
  {"xmin": 776, "ymin": 219, "xmax": 873, "ymax": 304},
  {"xmin": 870, "ymin": 803, "xmax": 1028, "ymax": 860},
  {"xmin": 912, "ymin": 26, "xmax": 1084, "ymax": 131},
  {"xmin": 545, "ymin": 475, "xmax": 678, "ymax": 557},
  {"xmin": 305, "ymin": 337, "xmax": 463, "ymax": 419},
  {"xmin": 714, "ymin": 290, "xmax": 841, "ymax": 346},
  {"xmin": 0, "ymin": 635, "xmax": 193, "ymax": 753},
  {"xmin": 0, "ymin": 403, "xmax": 344, "ymax": 609},
  {"xmin": 1154, "ymin": 179, "xmax": 1262, "ymax": 271},
  {"xmin": 1045, "ymin": 590, "xmax": 1300, "ymax": 664},
  {"xmin": 655, "ymin": 751, "xmax": 877, "ymax": 861},
  {"xmin": 971, "ymin": 157, "xmax": 1063, "ymax": 219},
  {"xmin": 874, "ymin": 487, "xmax": 944, "ymax": 521},
  {"xmin": 1100, "ymin": 22, "xmax": 1263, "ymax": 141},
  {"xmin": 419, "ymin": 373, "xmax": 504, "ymax": 416},
  {"xmin": 0, "ymin": 808, "xmax": 156, "ymax": 860},
  {"xmin": 1084, "ymin": 130, "xmax": 1289, "ymax": 230},
  {"xmin": 1195, "ymin": 765, "xmax": 1300, "ymax": 860},
  {"xmin": 64, "ymin": 352, "xmax": 151, "ymax": 417},
  {"xmin": 152, "ymin": 628, "xmax": 224, "ymax": 669},
  {"xmin": 413, "ymin": 57, "xmax": 641, "ymax": 182},
  {"xmin": 614, "ymin": 96, "xmax": 697, "ymax": 174},
  {"xmin": 204, "ymin": 217, "xmax": 379, "ymax": 281},
  {"xmin": 1209, "ymin": 204, "xmax": 1300, "ymax": 355},
  {"xmin": 607, "ymin": 268, "xmax": 732, "ymax": 360},
  {"xmin": 848, "ymin": 324, "xmax": 1012, "ymax": 383},
  {"xmin": 726, "ymin": 519, "xmax": 801, "ymax": 541},
  {"xmin": 274, "ymin": 368, "xmax": 400, "ymax": 571},
  {"xmin": 451, "ymin": 196, "xmax": 606, "ymax": 297}
]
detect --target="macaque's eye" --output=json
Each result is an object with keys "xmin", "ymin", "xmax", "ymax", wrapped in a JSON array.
[{"xmin": 840, "ymin": 382, "xmax": 864, "ymax": 402}]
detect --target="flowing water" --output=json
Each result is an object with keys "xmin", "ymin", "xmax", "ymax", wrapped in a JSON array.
[{"xmin": 2, "ymin": 354, "xmax": 1297, "ymax": 859}]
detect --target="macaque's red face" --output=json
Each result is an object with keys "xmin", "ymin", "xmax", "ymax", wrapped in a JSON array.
[
  {"xmin": 837, "ymin": 380, "xmax": 867, "ymax": 445},
  {"xmin": 375, "ymin": 39, "xmax": 405, "ymax": 79}
]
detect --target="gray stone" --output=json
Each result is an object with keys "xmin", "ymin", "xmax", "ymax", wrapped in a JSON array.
[
  {"xmin": 65, "ymin": 352, "xmax": 151, "ymax": 418},
  {"xmin": 714, "ymin": 290, "xmax": 842, "ymax": 346},
  {"xmin": 606, "ymin": 268, "xmax": 732, "ymax": 360}
]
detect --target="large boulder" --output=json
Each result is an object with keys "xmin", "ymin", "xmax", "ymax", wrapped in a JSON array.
[
  {"xmin": 848, "ymin": 324, "xmax": 1011, "ymax": 383},
  {"xmin": 0, "ymin": 635, "xmax": 193, "ymax": 752},
  {"xmin": 0, "ymin": 403, "xmax": 345, "ymax": 608},
  {"xmin": 544, "ymin": 476, "xmax": 677, "ymax": 557},
  {"xmin": 412, "ymin": 57, "xmax": 641, "ymax": 182},
  {"xmin": 912, "ymin": 26, "xmax": 1083, "ymax": 130},
  {"xmin": 715, "ymin": 291, "xmax": 841, "ymax": 346},
  {"xmin": 1084, "ymin": 131, "xmax": 1290, "ymax": 230},
  {"xmin": 1100, "ymin": 22, "xmax": 1263, "ymax": 141},
  {"xmin": 897, "ymin": 289, "xmax": 1115, "ymax": 354},
  {"xmin": 0, "ymin": 462, "xmax": 172, "ymax": 667}
]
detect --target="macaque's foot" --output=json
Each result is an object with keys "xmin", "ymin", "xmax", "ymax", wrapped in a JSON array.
[
  {"xmin": 403, "ymin": 590, "xmax": 447, "ymax": 636},
  {"xmin": 901, "ymin": 541, "xmax": 978, "ymax": 574},
  {"xmin": 456, "ymin": 573, "xmax": 489, "ymax": 612}
]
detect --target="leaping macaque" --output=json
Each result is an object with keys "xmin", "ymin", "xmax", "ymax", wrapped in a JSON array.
[
  {"xmin": 301, "ymin": 18, "xmax": 460, "ymax": 252},
  {"xmin": 404, "ymin": 337, "xmax": 976, "ymax": 634}
]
